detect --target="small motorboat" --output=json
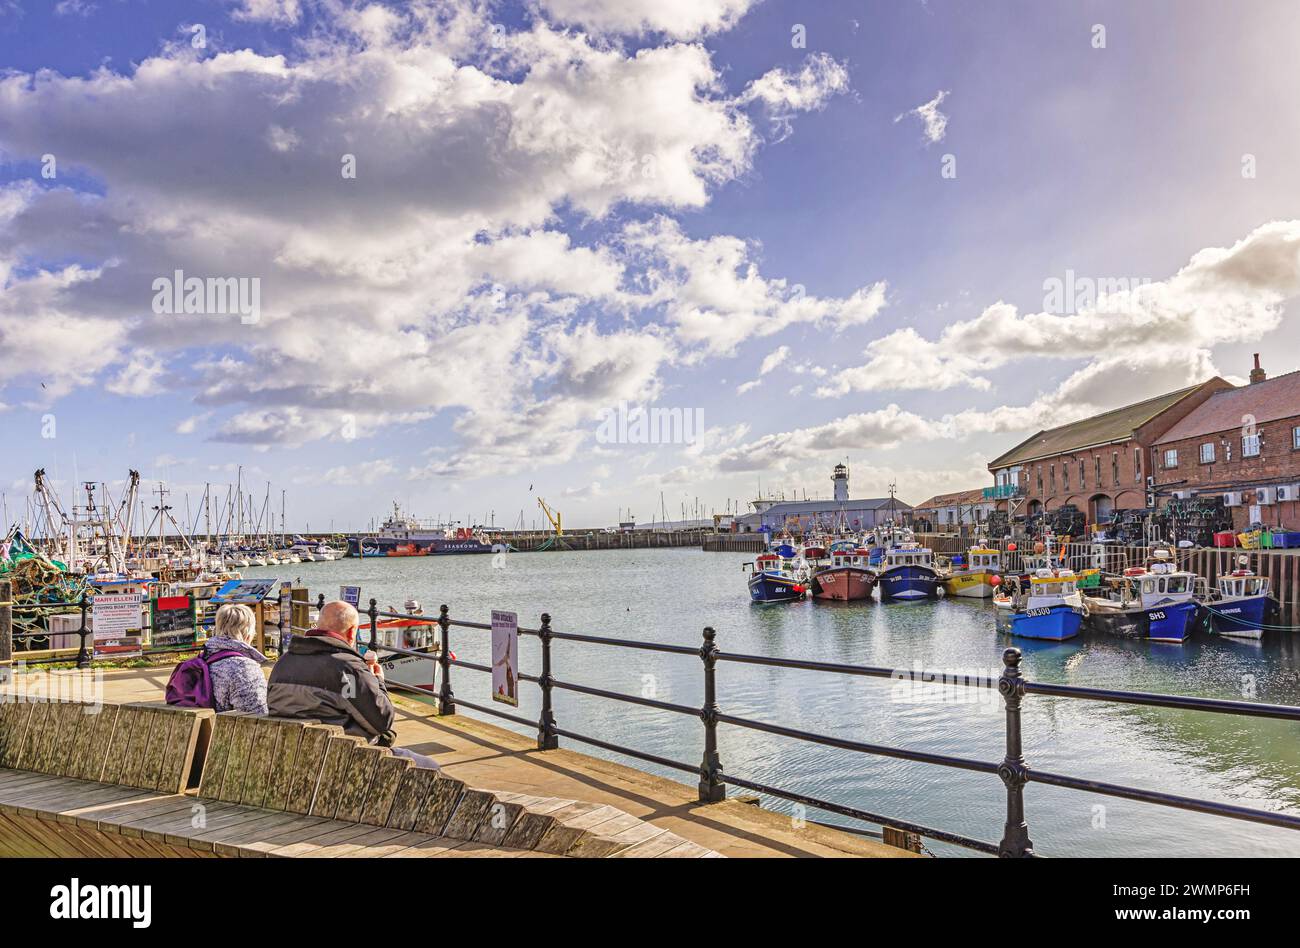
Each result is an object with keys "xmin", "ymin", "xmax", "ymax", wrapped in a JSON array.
[
  {"xmin": 1004, "ymin": 568, "xmax": 1085, "ymax": 641},
  {"xmin": 1202, "ymin": 556, "xmax": 1273, "ymax": 640},
  {"xmin": 745, "ymin": 552, "xmax": 808, "ymax": 604},
  {"xmin": 356, "ymin": 602, "xmax": 443, "ymax": 691}
]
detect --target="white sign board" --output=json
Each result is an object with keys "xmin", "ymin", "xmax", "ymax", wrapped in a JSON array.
[
  {"xmin": 93, "ymin": 592, "xmax": 144, "ymax": 659},
  {"xmin": 491, "ymin": 609, "xmax": 519, "ymax": 707}
]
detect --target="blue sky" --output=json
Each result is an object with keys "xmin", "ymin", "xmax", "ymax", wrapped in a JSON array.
[{"xmin": 2, "ymin": 0, "xmax": 1299, "ymax": 532}]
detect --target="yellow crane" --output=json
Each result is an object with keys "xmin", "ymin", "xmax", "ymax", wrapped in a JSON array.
[{"xmin": 537, "ymin": 497, "xmax": 563, "ymax": 537}]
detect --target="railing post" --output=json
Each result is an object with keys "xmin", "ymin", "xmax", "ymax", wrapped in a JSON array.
[
  {"xmin": 997, "ymin": 647, "xmax": 1034, "ymax": 857},
  {"xmin": 0, "ymin": 579, "xmax": 11, "ymax": 668},
  {"xmin": 536, "ymin": 613, "xmax": 558, "ymax": 750},
  {"xmin": 697, "ymin": 626, "xmax": 725, "ymax": 803},
  {"xmin": 437, "ymin": 604, "xmax": 455, "ymax": 716},
  {"xmin": 316, "ymin": 592, "xmax": 325, "ymax": 614},
  {"xmin": 75, "ymin": 592, "xmax": 90, "ymax": 670},
  {"xmin": 367, "ymin": 598, "xmax": 379, "ymax": 652}
]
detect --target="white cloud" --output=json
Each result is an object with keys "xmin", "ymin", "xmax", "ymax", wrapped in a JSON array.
[
  {"xmin": 895, "ymin": 89, "xmax": 949, "ymax": 144},
  {"xmin": 231, "ymin": 0, "xmax": 301, "ymax": 26},
  {"xmin": 534, "ymin": 0, "xmax": 756, "ymax": 39}
]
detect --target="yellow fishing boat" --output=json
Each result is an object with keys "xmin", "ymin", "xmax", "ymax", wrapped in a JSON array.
[{"xmin": 943, "ymin": 546, "xmax": 1002, "ymax": 599}]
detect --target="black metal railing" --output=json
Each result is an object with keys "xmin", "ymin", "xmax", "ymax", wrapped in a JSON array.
[{"xmin": 330, "ymin": 595, "xmax": 1300, "ymax": 858}]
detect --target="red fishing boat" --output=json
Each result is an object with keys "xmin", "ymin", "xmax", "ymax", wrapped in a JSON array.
[{"xmin": 810, "ymin": 544, "xmax": 878, "ymax": 601}]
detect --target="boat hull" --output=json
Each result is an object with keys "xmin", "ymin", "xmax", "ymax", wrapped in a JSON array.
[
  {"xmin": 811, "ymin": 566, "xmax": 876, "ymax": 601},
  {"xmin": 1010, "ymin": 604, "xmax": 1083, "ymax": 641},
  {"xmin": 346, "ymin": 536, "xmax": 494, "ymax": 557},
  {"xmin": 878, "ymin": 566, "xmax": 940, "ymax": 602},
  {"xmin": 944, "ymin": 571, "xmax": 995, "ymax": 599},
  {"xmin": 748, "ymin": 572, "xmax": 804, "ymax": 604},
  {"xmin": 1207, "ymin": 595, "xmax": 1269, "ymax": 640},
  {"xmin": 1085, "ymin": 600, "xmax": 1200, "ymax": 643}
]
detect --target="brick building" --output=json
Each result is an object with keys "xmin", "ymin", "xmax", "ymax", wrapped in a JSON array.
[
  {"xmin": 1152, "ymin": 357, "xmax": 1300, "ymax": 531},
  {"xmin": 986, "ymin": 378, "xmax": 1232, "ymax": 523}
]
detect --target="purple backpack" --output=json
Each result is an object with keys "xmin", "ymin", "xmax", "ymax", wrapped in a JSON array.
[{"xmin": 165, "ymin": 649, "xmax": 242, "ymax": 708}]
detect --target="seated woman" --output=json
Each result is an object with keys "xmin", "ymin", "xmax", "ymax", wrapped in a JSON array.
[{"xmin": 205, "ymin": 603, "xmax": 270, "ymax": 714}]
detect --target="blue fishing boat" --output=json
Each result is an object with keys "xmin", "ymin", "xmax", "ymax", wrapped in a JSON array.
[
  {"xmin": 1202, "ymin": 557, "xmax": 1272, "ymax": 639},
  {"xmin": 877, "ymin": 540, "xmax": 941, "ymax": 602},
  {"xmin": 1081, "ymin": 550, "xmax": 1201, "ymax": 644},
  {"xmin": 744, "ymin": 552, "xmax": 807, "ymax": 604},
  {"xmin": 1007, "ymin": 569, "xmax": 1084, "ymax": 641}
]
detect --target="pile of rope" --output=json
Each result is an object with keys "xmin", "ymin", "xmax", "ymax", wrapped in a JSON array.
[{"xmin": 1, "ymin": 546, "xmax": 88, "ymax": 649}]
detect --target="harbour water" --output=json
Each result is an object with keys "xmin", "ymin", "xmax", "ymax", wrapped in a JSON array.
[{"xmin": 246, "ymin": 548, "xmax": 1300, "ymax": 857}]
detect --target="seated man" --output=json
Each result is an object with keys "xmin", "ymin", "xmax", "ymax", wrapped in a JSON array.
[{"xmin": 268, "ymin": 600, "xmax": 438, "ymax": 769}]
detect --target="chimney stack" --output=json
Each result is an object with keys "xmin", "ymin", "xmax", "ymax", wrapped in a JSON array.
[{"xmin": 1249, "ymin": 353, "xmax": 1267, "ymax": 385}]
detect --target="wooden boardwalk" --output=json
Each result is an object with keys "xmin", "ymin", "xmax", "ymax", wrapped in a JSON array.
[{"xmin": 67, "ymin": 668, "xmax": 911, "ymax": 858}]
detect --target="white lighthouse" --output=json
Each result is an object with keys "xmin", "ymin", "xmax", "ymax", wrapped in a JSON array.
[{"xmin": 832, "ymin": 462, "xmax": 849, "ymax": 502}]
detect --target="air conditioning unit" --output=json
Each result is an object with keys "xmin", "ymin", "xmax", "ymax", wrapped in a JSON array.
[
  {"xmin": 1275, "ymin": 484, "xmax": 1300, "ymax": 503},
  {"xmin": 1170, "ymin": 490, "xmax": 1192, "ymax": 500},
  {"xmin": 1224, "ymin": 491, "xmax": 1243, "ymax": 507},
  {"xmin": 1257, "ymin": 486, "xmax": 1277, "ymax": 505}
]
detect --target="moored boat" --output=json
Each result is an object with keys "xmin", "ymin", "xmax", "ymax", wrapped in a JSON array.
[
  {"xmin": 943, "ymin": 546, "xmax": 1001, "ymax": 599},
  {"xmin": 1202, "ymin": 556, "xmax": 1273, "ymax": 640},
  {"xmin": 810, "ymin": 542, "xmax": 877, "ymax": 601},
  {"xmin": 1081, "ymin": 550, "xmax": 1201, "ymax": 644},
  {"xmin": 745, "ymin": 552, "xmax": 808, "ymax": 604},
  {"xmin": 877, "ymin": 539, "xmax": 941, "ymax": 602},
  {"xmin": 1006, "ymin": 569, "xmax": 1085, "ymax": 641}
]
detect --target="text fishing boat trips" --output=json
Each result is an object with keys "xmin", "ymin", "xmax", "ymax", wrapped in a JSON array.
[
  {"xmin": 943, "ymin": 546, "xmax": 1001, "ymax": 599},
  {"xmin": 997, "ymin": 568, "xmax": 1086, "ymax": 641},
  {"xmin": 1080, "ymin": 550, "xmax": 1202, "ymax": 644},
  {"xmin": 744, "ymin": 551, "xmax": 810, "ymax": 604},
  {"xmin": 877, "ymin": 537, "xmax": 942, "ymax": 602},
  {"xmin": 1202, "ymin": 556, "xmax": 1274, "ymax": 640},
  {"xmin": 809, "ymin": 540, "xmax": 877, "ymax": 601},
  {"xmin": 355, "ymin": 601, "xmax": 444, "ymax": 691},
  {"xmin": 347, "ymin": 503, "xmax": 494, "ymax": 557}
]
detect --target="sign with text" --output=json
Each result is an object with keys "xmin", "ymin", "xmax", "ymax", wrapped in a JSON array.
[
  {"xmin": 340, "ymin": 585, "xmax": 362, "ymax": 608},
  {"xmin": 210, "ymin": 578, "xmax": 279, "ymax": 605},
  {"xmin": 490, "ymin": 609, "xmax": 519, "ymax": 707},
  {"xmin": 279, "ymin": 582, "xmax": 293, "ymax": 653},
  {"xmin": 150, "ymin": 594, "xmax": 197, "ymax": 649},
  {"xmin": 93, "ymin": 592, "xmax": 144, "ymax": 660}
]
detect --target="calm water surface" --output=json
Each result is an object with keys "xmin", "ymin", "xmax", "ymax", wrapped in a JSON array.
[{"xmin": 248, "ymin": 548, "xmax": 1300, "ymax": 857}]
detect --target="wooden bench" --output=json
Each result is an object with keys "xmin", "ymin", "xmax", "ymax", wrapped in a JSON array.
[{"xmin": 0, "ymin": 700, "xmax": 720, "ymax": 857}]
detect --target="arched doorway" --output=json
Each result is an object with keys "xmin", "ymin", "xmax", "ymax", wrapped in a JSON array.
[{"xmin": 1091, "ymin": 494, "xmax": 1114, "ymax": 523}]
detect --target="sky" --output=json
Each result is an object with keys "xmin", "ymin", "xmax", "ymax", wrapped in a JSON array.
[{"xmin": 1, "ymin": 0, "xmax": 1299, "ymax": 533}]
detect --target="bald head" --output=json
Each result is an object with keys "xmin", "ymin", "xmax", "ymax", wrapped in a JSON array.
[{"xmin": 318, "ymin": 601, "xmax": 359, "ymax": 641}]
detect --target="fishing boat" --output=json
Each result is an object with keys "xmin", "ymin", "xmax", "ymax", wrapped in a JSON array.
[
  {"xmin": 744, "ymin": 552, "xmax": 808, "ymax": 604},
  {"xmin": 1202, "ymin": 557, "xmax": 1273, "ymax": 640},
  {"xmin": 1081, "ymin": 550, "xmax": 1201, "ymax": 644},
  {"xmin": 809, "ymin": 542, "xmax": 877, "ymax": 601},
  {"xmin": 877, "ymin": 538, "xmax": 942, "ymax": 602},
  {"xmin": 1003, "ymin": 569, "xmax": 1085, "ymax": 641},
  {"xmin": 943, "ymin": 546, "xmax": 1001, "ymax": 599}
]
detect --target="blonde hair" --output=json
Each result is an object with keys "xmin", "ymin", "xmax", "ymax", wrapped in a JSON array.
[{"xmin": 214, "ymin": 603, "xmax": 256, "ymax": 643}]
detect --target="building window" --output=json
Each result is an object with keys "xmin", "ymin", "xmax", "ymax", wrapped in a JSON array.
[
  {"xmin": 1049, "ymin": 464, "xmax": 1056, "ymax": 494},
  {"xmin": 1200, "ymin": 442, "xmax": 1215, "ymax": 463},
  {"xmin": 1163, "ymin": 449, "xmax": 1178, "ymax": 468},
  {"xmin": 1063, "ymin": 464, "xmax": 1069, "ymax": 490},
  {"xmin": 1095, "ymin": 456, "xmax": 1101, "ymax": 484},
  {"xmin": 1293, "ymin": 426, "xmax": 1300, "ymax": 450},
  {"xmin": 1112, "ymin": 451, "xmax": 1119, "ymax": 486},
  {"xmin": 1037, "ymin": 467, "xmax": 1043, "ymax": 493},
  {"xmin": 1134, "ymin": 447, "xmax": 1141, "ymax": 482},
  {"xmin": 1242, "ymin": 434, "xmax": 1261, "ymax": 458},
  {"xmin": 1079, "ymin": 459, "xmax": 1085, "ymax": 487}
]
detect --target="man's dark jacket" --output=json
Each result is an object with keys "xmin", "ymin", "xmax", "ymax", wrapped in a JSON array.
[{"xmin": 267, "ymin": 633, "xmax": 396, "ymax": 744}]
